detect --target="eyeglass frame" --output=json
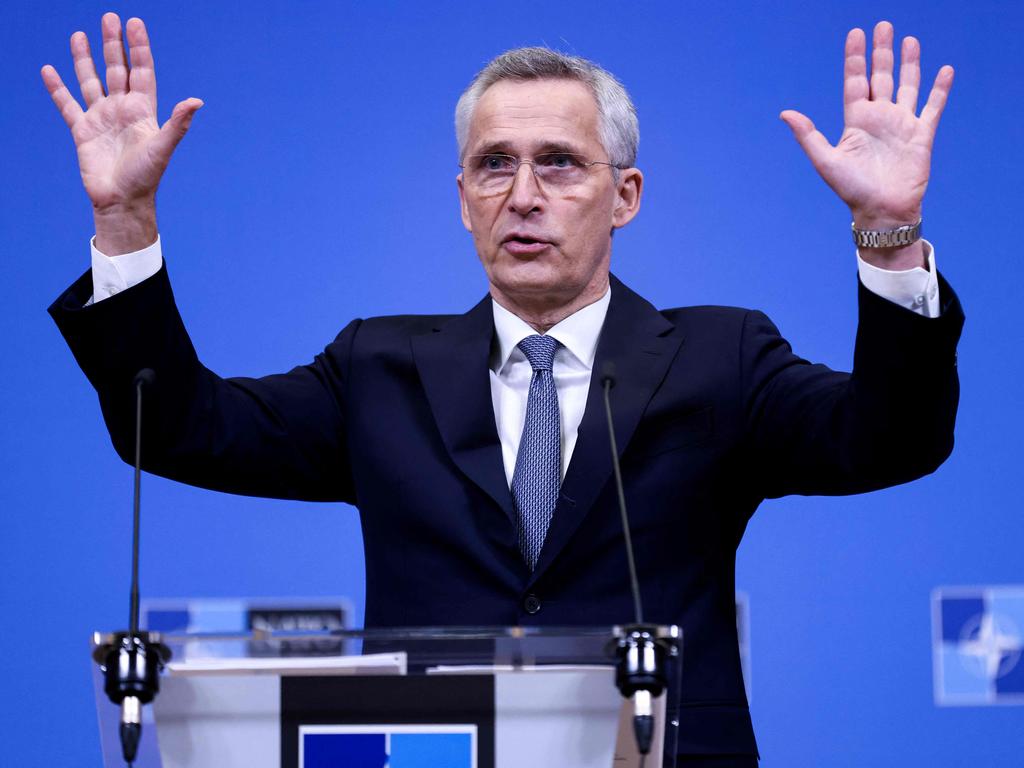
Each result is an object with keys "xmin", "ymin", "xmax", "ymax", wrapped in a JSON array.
[{"xmin": 458, "ymin": 151, "xmax": 628, "ymax": 194}]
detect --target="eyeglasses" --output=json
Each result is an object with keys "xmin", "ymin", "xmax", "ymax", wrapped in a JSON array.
[{"xmin": 460, "ymin": 152, "xmax": 623, "ymax": 194}]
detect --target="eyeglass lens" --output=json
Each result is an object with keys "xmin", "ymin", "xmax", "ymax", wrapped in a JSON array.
[{"xmin": 465, "ymin": 153, "xmax": 595, "ymax": 190}]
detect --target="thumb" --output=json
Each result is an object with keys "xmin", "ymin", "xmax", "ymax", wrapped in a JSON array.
[
  {"xmin": 153, "ymin": 97, "xmax": 204, "ymax": 160},
  {"xmin": 779, "ymin": 109, "xmax": 832, "ymax": 167}
]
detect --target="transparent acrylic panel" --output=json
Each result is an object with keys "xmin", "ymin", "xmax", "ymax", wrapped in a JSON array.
[{"xmin": 92, "ymin": 625, "xmax": 681, "ymax": 768}]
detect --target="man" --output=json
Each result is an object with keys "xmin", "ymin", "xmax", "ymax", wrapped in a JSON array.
[{"xmin": 44, "ymin": 13, "xmax": 962, "ymax": 766}]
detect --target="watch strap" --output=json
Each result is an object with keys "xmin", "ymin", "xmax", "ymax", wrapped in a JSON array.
[{"xmin": 851, "ymin": 219, "xmax": 922, "ymax": 248}]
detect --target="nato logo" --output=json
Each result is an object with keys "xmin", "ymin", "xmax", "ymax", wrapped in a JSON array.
[
  {"xmin": 932, "ymin": 586, "xmax": 1024, "ymax": 705},
  {"xmin": 300, "ymin": 725, "xmax": 476, "ymax": 768}
]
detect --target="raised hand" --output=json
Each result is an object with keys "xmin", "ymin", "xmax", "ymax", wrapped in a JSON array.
[
  {"xmin": 780, "ymin": 21, "xmax": 954, "ymax": 268},
  {"xmin": 41, "ymin": 13, "xmax": 202, "ymax": 254}
]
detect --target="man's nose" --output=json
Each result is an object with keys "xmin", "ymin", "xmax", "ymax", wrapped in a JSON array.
[{"xmin": 506, "ymin": 161, "xmax": 544, "ymax": 215}]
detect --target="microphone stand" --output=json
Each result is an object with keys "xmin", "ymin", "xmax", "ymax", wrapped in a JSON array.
[
  {"xmin": 601, "ymin": 365, "xmax": 679, "ymax": 762},
  {"xmin": 92, "ymin": 369, "xmax": 171, "ymax": 766}
]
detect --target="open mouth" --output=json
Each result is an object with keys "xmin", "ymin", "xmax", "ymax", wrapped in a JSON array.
[
  {"xmin": 504, "ymin": 234, "xmax": 548, "ymax": 244},
  {"xmin": 503, "ymin": 237, "xmax": 550, "ymax": 255}
]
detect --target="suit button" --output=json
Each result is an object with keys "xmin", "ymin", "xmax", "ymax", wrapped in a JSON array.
[{"xmin": 523, "ymin": 594, "xmax": 541, "ymax": 615}]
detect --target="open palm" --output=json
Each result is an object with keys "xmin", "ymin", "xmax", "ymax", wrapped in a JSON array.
[
  {"xmin": 781, "ymin": 21, "xmax": 954, "ymax": 228},
  {"xmin": 41, "ymin": 13, "xmax": 201, "ymax": 212}
]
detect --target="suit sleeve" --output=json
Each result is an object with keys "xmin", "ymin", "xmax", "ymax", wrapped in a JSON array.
[
  {"xmin": 48, "ymin": 264, "xmax": 358, "ymax": 503},
  {"xmin": 742, "ymin": 273, "xmax": 964, "ymax": 499}
]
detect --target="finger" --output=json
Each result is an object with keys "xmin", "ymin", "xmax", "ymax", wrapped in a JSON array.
[
  {"xmin": 870, "ymin": 21, "xmax": 895, "ymax": 101},
  {"xmin": 70, "ymin": 30, "xmax": 104, "ymax": 106},
  {"xmin": 896, "ymin": 36, "xmax": 921, "ymax": 112},
  {"xmin": 152, "ymin": 98, "xmax": 204, "ymax": 161},
  {"xmin": 920, "ymin": 65, "xmax": 955, "ymax": 134},
  {"xmin": 41, "ymin": 65, "xmax": 85, "ymax": 129},
  {"xmin": 101, "ymin": 12, "xmax": 129, "ymax": 94},
  {"xmin": 126, "ymin": 18, "xmax": 157, "ymax": 109},
  {"xmin": 780, "ymin": 110, "xmax": 833, "ymax": 168},
  {"xmin": 843, "ymin": 28, "xmax": 869, "ymax": 113}
]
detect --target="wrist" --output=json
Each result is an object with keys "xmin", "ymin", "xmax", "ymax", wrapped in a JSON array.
[
  {"xmin": 850, "ymin": 208, "xmax": 921, "ymax": 232},
  {"xmin": 93, "ymin": 198, "xmax": 158, "ymax": 256},
  {"xmin": 851, "ymin": 210, "xmax": 926, "ymax": 270},
  {"xmin": 858, "ymin": 240, "xmax": 927, "ymax": 271}
]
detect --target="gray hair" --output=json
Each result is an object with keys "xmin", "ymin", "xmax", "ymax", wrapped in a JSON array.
[{"xmin": 454, "ymin": 47, "xmax": 639, "ymax": 168}]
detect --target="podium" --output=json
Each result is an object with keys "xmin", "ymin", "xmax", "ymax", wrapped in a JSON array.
[{"xmin": 92, "ymin": 625, "xmax": 682, "ymax": 767}]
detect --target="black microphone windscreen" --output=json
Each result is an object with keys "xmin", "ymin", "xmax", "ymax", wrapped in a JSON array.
[
  {"xmin": 133, "ymin": 368, "xmax": 156, "ymax": 388},
  {"xmin": 601, "ymin": 361, "xmax": 617, "ymax": 387}
]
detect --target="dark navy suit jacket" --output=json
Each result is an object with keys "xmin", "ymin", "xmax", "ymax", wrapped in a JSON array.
[{"xmin": 50, "ymin": 266, "xmax": 964, "ymax": 756}]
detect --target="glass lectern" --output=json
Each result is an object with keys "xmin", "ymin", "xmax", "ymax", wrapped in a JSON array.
[{"xmin": 91, "ymin": 625, "xmax": 682, "ymax": 768}]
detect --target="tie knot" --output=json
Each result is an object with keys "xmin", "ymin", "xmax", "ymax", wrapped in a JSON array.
[{"xmin": 518, "ymin": 334, "xmax": 558, "ymax": 371}]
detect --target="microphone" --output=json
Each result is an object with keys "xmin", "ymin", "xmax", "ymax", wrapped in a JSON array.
[
  {"xmin": 129, "ymin": 369, "xmax": 156, "ymax": 642},
  {"xmin": 133, "ymin": 368, "xmax": 157, "ymax": 388},
  {"xmin": 600, "ymin": 361, "xmax": 617, "ymax": 389},
  {"xmin": 600, "ymin": 363, "xmax": 642, "ymax": 624},
  {"xmin": 93, "ymin": 369, "xmax": 171, "ymax": 766},
  {"xmin": 601, "ymin": 362, "xmax": 671, "ymax": 759}
]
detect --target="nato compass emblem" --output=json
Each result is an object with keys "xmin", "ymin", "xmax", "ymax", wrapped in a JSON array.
[{"xmin": 932, "ymin": 586, "xmax": 1024, "ymax": 705}]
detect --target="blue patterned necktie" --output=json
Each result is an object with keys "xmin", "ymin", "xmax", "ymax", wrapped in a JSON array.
[{"xmin": 511, "ymin": 334, "xmax": 561, "ymax": 571}]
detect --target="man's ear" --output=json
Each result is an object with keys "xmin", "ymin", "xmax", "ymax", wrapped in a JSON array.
[
  {"xmin": 457, "ymin": 173, "xmax": 473, "ymax": 232},
  {"xmin": 611, "ymin": 167, "xmax": 643, "ymax": 229}
]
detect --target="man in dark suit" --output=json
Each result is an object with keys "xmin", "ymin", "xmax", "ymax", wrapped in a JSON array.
[{"xmin": 44, "ymin": 14, "xmax": 961, "ymax": 766}]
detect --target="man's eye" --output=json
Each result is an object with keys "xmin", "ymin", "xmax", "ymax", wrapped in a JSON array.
[
  {"xmin": 480, "ymin": 155, "xmax": 514, "ymax": 171},
  {"xmin": 538, "ymin": 153, "xmax": 580, "ymax": 169}
]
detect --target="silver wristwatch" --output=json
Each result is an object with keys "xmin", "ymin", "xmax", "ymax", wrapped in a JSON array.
[{"xmin": 851, "ymin": 219, "xmax": 922, "ymax": 248}]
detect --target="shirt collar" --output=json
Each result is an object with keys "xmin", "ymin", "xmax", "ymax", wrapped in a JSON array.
[{"xmin": 490, "ymin": 286, "xmax": 611, "ymax": 373}]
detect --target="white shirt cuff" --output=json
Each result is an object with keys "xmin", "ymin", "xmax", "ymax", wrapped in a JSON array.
[
  {"xmin": 88, "ymin": 235, "xmax": 164, "ymax": 305},
  {"xmin": 856, "ymin": 240, "xmax": 941, "ymax": 318}
]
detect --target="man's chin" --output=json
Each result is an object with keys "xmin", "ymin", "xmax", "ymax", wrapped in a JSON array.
[{"xmin": 487, "ymin": 263, "xmax": 570, "ymax": 298}]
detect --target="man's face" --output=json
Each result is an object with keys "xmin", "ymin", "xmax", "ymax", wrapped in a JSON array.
[{"xmin": 457, "ymin": 78, "xmax": 642, "ymax": 308}]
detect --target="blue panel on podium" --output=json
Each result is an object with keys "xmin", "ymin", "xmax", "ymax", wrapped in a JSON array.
[
  {"xmin": 300, "ymin": 728, "xmax": 473, "ymax": 768},
  {"xmin": 390, "ymin": 732, "xmax": 473, "ymax": 767},
  {"xmin": 284, "ymin": 676, "xmax": 492, "ymax": 768},
  {"xmin": 303, "ymin": 732, "xmax": 386, "ymax": 768}
]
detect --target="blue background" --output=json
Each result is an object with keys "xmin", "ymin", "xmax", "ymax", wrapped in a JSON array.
[{"xmin": 2, "ymin": 0, "xmax": 1022, "ymax": 765}]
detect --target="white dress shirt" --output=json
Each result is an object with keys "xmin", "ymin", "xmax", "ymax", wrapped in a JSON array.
[
  {"xmin": 490, "ymin": 289, "xmax": 609, "ymax": 485},
  {"xmin": 86, "ymin": 236, "xmax": 944, "ymax": 486}
]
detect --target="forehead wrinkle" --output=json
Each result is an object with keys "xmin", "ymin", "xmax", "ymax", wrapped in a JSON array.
[
  {"xmin": 468, "ymin": 115, "xmax": 599, "ymax": 157},
  {"xmin": 466, "ymin": 79, "xmax": 603, "ymax": 157},
  {"xmin": 469, "ymin": 123, "xmax": 593, "ymax": 155},
  {"xmin": 479, "ymin": 103, "xmax": 592, "ymax": 131}
]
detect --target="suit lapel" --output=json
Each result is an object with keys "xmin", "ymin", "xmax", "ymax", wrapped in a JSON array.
[
  {"xmin": 529, "ymin": 275, "xmax": 684, "ymax": 585},
  {"xmin": 411, "ymin": 294, "xmax": 516, "ymax": 523},
  {"xmin": 411, "ymin": 277, "xmax": 684, "ymax": 584}
]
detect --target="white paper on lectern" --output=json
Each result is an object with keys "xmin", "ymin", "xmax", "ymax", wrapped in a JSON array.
[{"xmin": 165, "ymin": 650, "xmax": 407, "ymax": 676}]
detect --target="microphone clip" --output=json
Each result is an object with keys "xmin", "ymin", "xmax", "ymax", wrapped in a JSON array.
[
  {"xmin": 610, "ymin": 624, "xmax": 679, "ymax": 756},
  {"xmin": 93, "ymin": 630, "xmax": 172, "ymax": 763}
]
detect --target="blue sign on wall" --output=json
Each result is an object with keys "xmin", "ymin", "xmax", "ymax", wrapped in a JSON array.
[{"xmin": 932, "ymin": 586, "xmax": 1024, "ymax": 705}]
